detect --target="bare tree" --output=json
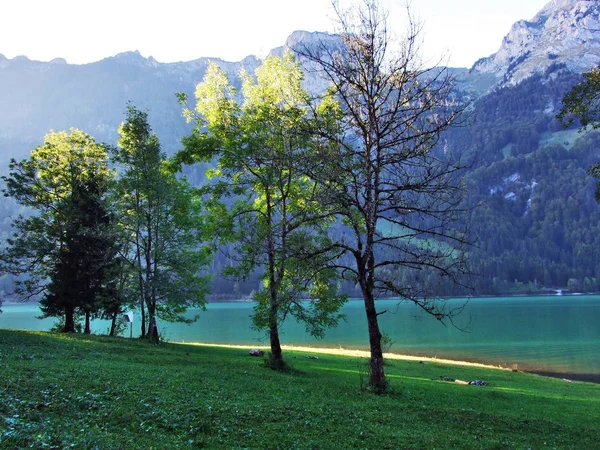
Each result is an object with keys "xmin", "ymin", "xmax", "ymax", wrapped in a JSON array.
[{"xmin": 295, "ymin": 0, "xmax": 472, "ymax": 392}]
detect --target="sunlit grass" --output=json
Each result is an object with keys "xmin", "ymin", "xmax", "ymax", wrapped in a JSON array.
[
  {"xmin": 1, "ymin": 330, "xmax": 599, "ymax": 449},
  {"xmin": 181, "ymin": 341, "xmax": 512, "ymax": 369}
]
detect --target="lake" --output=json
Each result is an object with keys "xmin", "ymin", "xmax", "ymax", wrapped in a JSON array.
[{"xmin": 1, "ymin": 295, "xmax": 599, "ymax": 382}]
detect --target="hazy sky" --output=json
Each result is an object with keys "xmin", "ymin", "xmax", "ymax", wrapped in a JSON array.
[{"xmin": 1, "ymin": 0, "xmax": 550, "ymax": 68}]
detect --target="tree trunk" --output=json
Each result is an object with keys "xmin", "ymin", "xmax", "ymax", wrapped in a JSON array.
[
  {"xmin": 84, "ymin": 311, "xmax": 91, "ymax": 334},
  {"xmin": 146, "ymin": 314, "xmax": 160, "ymax": 344},
  {"xmin": 63, "ymin": 305, "xmax": 76, "ymax": 333},
  {"xmin": 135, "ymin": 189, "xmax": 146, "ymax": 338},
  {"xmin": 265, "ymin": 193, "xmax": 285, "ymax": 370},
  {"xmin": 364, "ymin": 292, "xmax": 386, "ymax": 392},
  {"xmin": 358, "ymin": 252, "xmax": 387, "ymax": 392},
  {"xmin": 143, "ymin": 208, "xmax": 154, "ymax": 340},
  {"xmin": 140, "ymin": 294, "xmax": 146, "ymax": 337},
  {"xmin": 109, "ymin": 311, "xmax": 118, "ymax": 336},
  {"xmin": 137, "ymin": 244, "xmax": 146, "ymax": 337},
  {"xmin": 268, "ymin": 300, "xmax": 285, "ymax": 370}
]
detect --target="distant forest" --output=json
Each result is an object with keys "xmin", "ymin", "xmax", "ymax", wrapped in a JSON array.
[{"xmin": 449, "ymin": 67, "xmax": 600, "ymax": 295}]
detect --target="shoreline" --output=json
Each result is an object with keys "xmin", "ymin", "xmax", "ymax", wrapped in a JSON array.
[
  {"xmin": 204, "ymin": 292, "xmax": 599, "ymax": 302},
  {"xmin": 175, "ymin": 341, "xmax": 599, "ymax": 384},
  {"xmin": 4, "ymin": 292, "xmax": 598, "ymax": 307},
  {"xmin": 178, "ymin": 341, "xmax": 510, "ymax": 370},
  {"xmin": 3, "ymin": 302, "xmax": 597, "ymax": 383}
]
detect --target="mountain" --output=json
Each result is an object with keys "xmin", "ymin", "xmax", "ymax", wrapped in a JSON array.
[
  {"xmin": 471, "ymin": 0, "xmax": 600, "ymax": 87},
  {"xmin": 1, "ymin": 0, "xmax": 600, "ymax": 296},
  {"xmin": 0, "ymin": 51, "xmax": 261, "ymax": 169},
  {"xmin": 443, "ymin": 0, "xmax": 600, "ymax": 294}
]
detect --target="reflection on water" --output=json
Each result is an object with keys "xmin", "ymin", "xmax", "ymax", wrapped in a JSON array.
[{"xmin": 1, "ymin": 296, "xmax": 599, "ymax": 380}]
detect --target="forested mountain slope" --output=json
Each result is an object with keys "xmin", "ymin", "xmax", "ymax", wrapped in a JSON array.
[
  {"xmin": 453, "ymin": 69, "xmax": 600, "ymax": 293},
  {"xmin": 2, "ymin": 0, "xmax": 600, "ymax": 296}
]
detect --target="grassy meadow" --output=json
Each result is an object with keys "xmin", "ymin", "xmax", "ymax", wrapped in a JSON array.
[{"xmin": 1, "ymin": 329, "xmax": 599, "ymax": 449}]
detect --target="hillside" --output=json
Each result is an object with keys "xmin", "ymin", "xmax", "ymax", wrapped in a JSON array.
[
  {"xmin": 1, "ymin": 330, "xmax": 599, "ymax": 448},
  {"xmin": 0, "ymin": 51, "xmax": 261, "ymax": 168},
  {"xmin": 472, "ymin": 0, "xmax": 600, "ymax": 87},
  {"xmin": 449, "ymin": 68, "xmax": 600, "ymax": 294}
]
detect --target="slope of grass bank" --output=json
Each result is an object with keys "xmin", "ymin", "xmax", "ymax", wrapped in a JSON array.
[{"xmin": 1, "ymin": 330, "xmax": 598, "ymax": 449}]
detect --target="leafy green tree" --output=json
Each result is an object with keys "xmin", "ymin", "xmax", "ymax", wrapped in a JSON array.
[
  {"xmin": 558, "ymin": 67, "xmax": 600, "ymax": 199},
  {"xmin": 296, "ymin": 0, "xmax": 471, "ymax": 391},
  {"xmin": 558, "ymin": 67, "xmax": 600, "ymax": 130},
  {"xmin": 178, "ymin": 53, "xmax": 346, "ymax": 370},
  {"xmin": 114, "ymin": 105, "xmax": 211, "ymax": 343},
  {"xmin": 1, "ymin": 129, "xmax": 116, "ymax": 332}
]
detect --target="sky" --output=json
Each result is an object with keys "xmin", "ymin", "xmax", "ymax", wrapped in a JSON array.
[{"xmin": 1, "ymin": 0, "xmax": 551, "ymax": 69}]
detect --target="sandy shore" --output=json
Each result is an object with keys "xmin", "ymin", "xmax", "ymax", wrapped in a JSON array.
[{"xmin": 176, "ymin": 341, "xmax": 511, "ymax": 372}]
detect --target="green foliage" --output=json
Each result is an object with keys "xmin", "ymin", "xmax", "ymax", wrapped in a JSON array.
[
  {"xmin": 179, "ymin": 53, "xmax": 346, "ymax": 365},
  {"xmin": 0, "ymin": 106, "xmax": 212, "ymax": 336},
  {"xmin": 40, "ymin": 173, "xmax": 119, "ymax": 333},
  {"xmin": 1, "ymin": 330, "xmax": 599, "ymax": 449},
  {"xmin": 113, "ymin": 105, "xmax": 211, "ymax": 340},
  {"xmin": 558, "ymin": 67, "xmax": 600, "ymax": 130},
  {"xmin": 0, "ymin": 130, "xmax": 117, "ymax": 331}
]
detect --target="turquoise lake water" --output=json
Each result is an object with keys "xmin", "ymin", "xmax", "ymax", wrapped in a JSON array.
[{"xmin": 1, "ymin": 296, "xmax": 598, "ymax": 380}]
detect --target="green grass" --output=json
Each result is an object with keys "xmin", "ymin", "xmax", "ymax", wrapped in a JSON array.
[
  {"xmin": 1, "ymin": 330, "xmax": 599, "ymax": 449},
  {"xmin": 500, "ymin": 143, "xmax": 514, "ymax": 159},
  {"xmin": 538, "ymin": 129, "xmax": 588, "ymax": 150},
  {"xmin": 376, "ymin": 219, "xmax": 455, "ymax": 256}
]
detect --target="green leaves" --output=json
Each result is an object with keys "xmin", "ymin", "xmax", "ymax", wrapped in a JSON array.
[
  {"xmin": 0, "ymin": 106, "xmax": 213, "ymax": 336},
  {"xmin": 1, "ymin": 130, "xmax": 117, "ymax": 329},
  {"xmin": 194, "ymin": 62, "xmax": 238, "ymax": 130},
  {"xmin": 4, "ymin": 129, "xmax": 112, "ymax": 214},
  {"xmin": 178, "ymin": 53, "xmax": 346, "ymax": 362},
  {"xmin": 114, "ymin": 105, "xmax": 211, "ymax": 336},
  {"xmin": 558, "ymin": 67, "xmax": 600, "ymax": 130}
]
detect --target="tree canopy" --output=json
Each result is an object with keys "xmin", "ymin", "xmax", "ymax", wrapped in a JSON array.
[
  {"xmin": 1, "ymin": 129, "xmax": 117, "ymax": 332},
  {"xmin": 0, "ymin": 106, "xmax": 212, "ymax": 338},
  {"xmin": 114, "ymin": 105, "xmax": 211, "ymax": 342},
  {"xmin": 178, "ymin": 52, "xmax": 346, "ymax": 369}
]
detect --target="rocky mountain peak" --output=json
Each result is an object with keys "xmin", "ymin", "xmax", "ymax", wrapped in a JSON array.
[
  {"xmin": 268, "ymin": 30, "xmax": 343, "ymax": 95},
  {"xmin": 472, "ymin": 0, "xmax": 600, "ymax": 86},
  {"xmin": 268, "ymin": 30, "xmax": 340, "ymax": 58},
  {"xmin": 110, "ymin": 50, "xmax": 148, "ymax": 65}
]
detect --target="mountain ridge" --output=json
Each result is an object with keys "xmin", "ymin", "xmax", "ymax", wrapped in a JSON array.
[
  {"xmin": 1, "ymin": 0, "xmax": 598, "ymax": 96},
  {"xmin": 471, "ymin": 0, "xmax": 600, "ymax": 86}
]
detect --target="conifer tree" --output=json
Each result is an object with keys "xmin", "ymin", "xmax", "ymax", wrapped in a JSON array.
[{"xmin": 1, "ymin": 130, "xmax": 116, "ymax": 332}]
